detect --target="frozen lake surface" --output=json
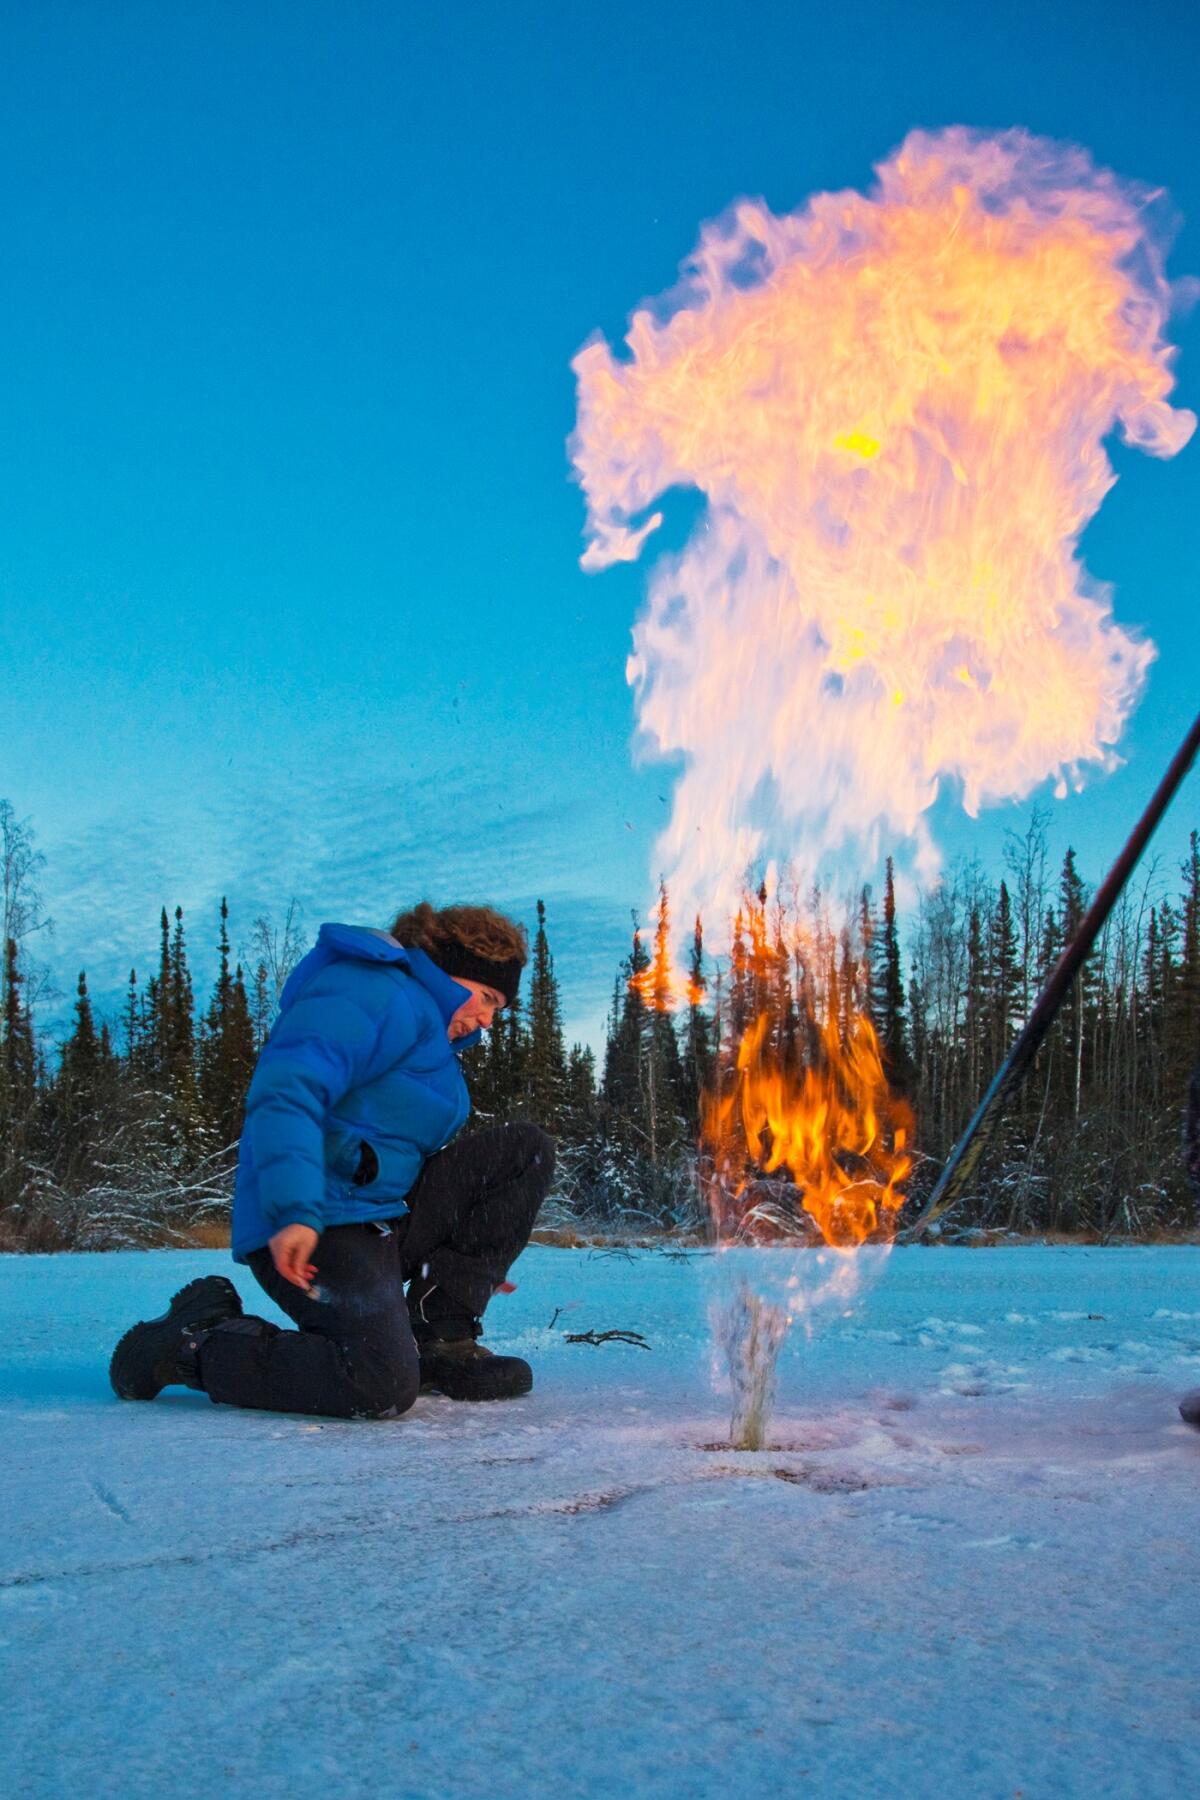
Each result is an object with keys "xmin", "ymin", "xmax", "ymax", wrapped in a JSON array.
[{"xmin": 2, "ymin": 1244, "xmax": 1199, "ymax": 1799}]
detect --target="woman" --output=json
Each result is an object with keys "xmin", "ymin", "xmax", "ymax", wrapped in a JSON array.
[{"xmin": 110, "ymin": 903, "xmax": 554, "ymax": 1417}]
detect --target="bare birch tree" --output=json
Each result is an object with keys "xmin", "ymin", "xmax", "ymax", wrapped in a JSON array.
[{"xmin": 0, "ymin": 800, "xmax": 53, "ymax": 1011}]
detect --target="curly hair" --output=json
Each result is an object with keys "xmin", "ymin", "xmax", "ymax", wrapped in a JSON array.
[{"xmin": 389, "ymin": 901, "xmax": 528, "ymax": 969}]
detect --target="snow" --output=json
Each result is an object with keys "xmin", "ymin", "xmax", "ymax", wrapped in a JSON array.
[{"xmin": 2, "ymin": 1244, "xmax": 1199, "ymax": 1800}]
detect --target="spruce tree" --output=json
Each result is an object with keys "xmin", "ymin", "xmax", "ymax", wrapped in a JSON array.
[
  {"xmin": 600, "ymin": 903, "xmax": 687, "ymax": 1166},
  {"xmin": 60, "ymin": 969, "xmax": 100, "ymax": 1095},
  {"xmin": 602, "ymin": 920, "xmax": 650, "ymax": 1143},
  {"xmin": 56, "ymin": 969, "xmax": 117, "ymax": 1154},
  {"xmin": 907, "ymin": 972, "xmax": 927, "ymax": 1120},
  {"xmin": 1153, "ymin": 898, "xmax": 1181, "ymax": 1118},
  {"xmin": 1, "ymin": 936, "xmax": 37, "ymax": 1125},
  {"xmin": 875, "ymin": 858, "xmax": 912, "ymax": 1090},
  {"xmin": 985, "ymin": 880, "xmax": 1021, "ymax": 1066},
  {"xmin": 483, "ymin": 991, "xmax": 527, "ymax": 1122},
  {"xmin": 1167, "ymin": 831, "xmax": 1200, "ymax": 1093},
  {"xmin": 727, "ymin": 908, "xmax": 751, "ymax": 1046},
  {"xmin": 146, "ymin": 907, "xmax": 172, "ymax": 1086},
  {"xmin": 169, "ymin": 905, "xmax": 196, "ymax": 1076},
  {"xmin": 213, "ymin": 898, "xmax": 234, "ymax": 1027},
  {"xmin": 647, "ymin": 882, "xmax": 674, "ymax": 1013},
  {"xmin": 463, "ymin": 981, "xmax": 528, "ymax": 1126},
  {"xmin": 461, "ymin": 1026, "xmax": 501, "ymax": 1122},
  {"xmin": 199, "ymin": 898, "xmax": 232, "ymax": 1133},
  {"xmin": 1056, "ymin": 848, "xmax": 1090, "ymax": 1115},
  {"xmin": 1058, "ymin": 847, "xmax": 1087, "ymax": 942},
  {"xmin": 641, "ymin": 884, "xmax": 687, "ymax": 1164},
  {"xmin": 562, "ymin": 1043, "xmax": 598, "ymax": 1144},
  {"xmin": 223, "ymin": 964, "xmax": 257, "ymax": 1136},
  {"xmin": 645, "ymin": 991, "xmax": 687, "ymax": 1167},
  {"xmin": 858, "ymin": 886, "xmax": 876, "ymax": 1026},
  {"xmin": 123, "ymin": 969, "xmax": 142, "ymax": 1071},
  {"xmin": 680, "ymin": 915, "xmax": 716, "ymax": 1132},
  {"xmin": 523, "ymin": 900, "xmax": 567, "ymax": 1129},
  {"xmin": 200, "ymin": 901, "xmax": 258, "ymax": 1145},
  {"xmin": 1141, "ymin": 905, "xmax": 1162, "ymax": 1093},
  {"xmin": 963, "ymin": 904, "xmax": 986, "ymax": 1102},
  {"xmin": 152, "ymin": 903, "xmax": 200, "ymax": 1137}
]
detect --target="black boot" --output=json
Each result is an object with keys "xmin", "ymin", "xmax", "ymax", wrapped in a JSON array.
[
  {"xmin": 1180, "ymin": 1389, "xmax": 1200, "ymax": 1428},
  {"xmin": 416, "ymin": 1327, "xmax": 534, "ymax": 1401},
  {"xmin": 408, "ymin": 1278, "xmax": 531, "ymax": 1401},
  {"xmin": 109, "ymin": 1276, "xmax": 243, "ymax": 1401}
]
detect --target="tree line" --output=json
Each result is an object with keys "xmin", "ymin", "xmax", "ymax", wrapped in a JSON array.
[
  {"xmin": 1, "ymin": 795, "xmax": 1197, "ymax": 1249},
  {"xmin": 472, "ymin": 815, "xmax": 1200, "ymax": 1240}
]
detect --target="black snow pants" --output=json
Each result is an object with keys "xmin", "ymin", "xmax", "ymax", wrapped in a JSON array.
[{"xmin": 197, "ymin": 1121, "xmax": 554, "ymax": 1419}]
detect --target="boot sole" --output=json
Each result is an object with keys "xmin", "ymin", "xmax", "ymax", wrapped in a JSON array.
[{"xmin": 109, "ymin": 1277, "xmax": 243, "ymax": 1401}]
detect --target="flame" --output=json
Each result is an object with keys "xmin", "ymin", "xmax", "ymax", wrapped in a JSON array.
[
  {"xmin": 572, "ymin": 127, "xmax": 1195, "ymax": 932},
  {"xmin": 685, "ymin": 911, "xmax": 709, "ymax": 1006},
  {"xmin": 701, "ymin": 898, "xmax": 913, "ymax": 1252},
  {"xmin": 703, "ymin": 1008, "xmax": 912, "ymax": 1250},
  {"xmin": 628, "ymin": 883, "xmax": 678, "ymax": 1011}
]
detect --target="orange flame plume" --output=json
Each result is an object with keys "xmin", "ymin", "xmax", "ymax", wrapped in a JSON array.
[
  {"xmin": 628, "ymin": 882, "xmax": 676, "ymax": 1012},
  {"xmin": 574, "ymin": 128, "xmax": 1195, "ymax": 935}
]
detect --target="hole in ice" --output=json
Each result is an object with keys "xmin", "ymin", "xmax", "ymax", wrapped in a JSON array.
[
  {"xmin": 693, "ymin": 1427, "xmax": 847, "ymax": 1454},
  {"xmin": 773, "ymin": 1467, "xmax": 875, "ymax": 1493}
]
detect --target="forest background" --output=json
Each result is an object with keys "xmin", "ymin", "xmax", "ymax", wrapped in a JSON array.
[{"xmin": 2, "ymin": 794, "xmax": 1198, "ymax": 1253}]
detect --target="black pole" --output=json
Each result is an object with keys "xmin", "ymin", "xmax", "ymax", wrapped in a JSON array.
[{"xmin": 904, "ymin": 711, "xmax": 1200, "ymax": 1240}]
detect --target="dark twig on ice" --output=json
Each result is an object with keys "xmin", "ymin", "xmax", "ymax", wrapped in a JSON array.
[
  {"xmin": 547, "ymin": 1307, "xmax": 562, "ymax": 1331},
  {"xmin": 564, "ymin": 1328, "xmax": 651, "ymax": 1350}
]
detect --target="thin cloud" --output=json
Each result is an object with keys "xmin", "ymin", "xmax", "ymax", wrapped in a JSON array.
[{"xmin": 35, "ymin": 760, "xmax": 629, "ymax": 1053}]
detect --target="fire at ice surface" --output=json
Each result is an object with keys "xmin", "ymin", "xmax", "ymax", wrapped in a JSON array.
[
  {"xmin": 634, "ymin": 884, "xmax": 910, "ymax": 1447},
  {"xmin": 572, "ymin": 127, "xmax": 1195, "ymax": 1447}
]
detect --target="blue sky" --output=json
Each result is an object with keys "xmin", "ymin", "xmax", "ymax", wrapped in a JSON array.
[{"xmin": 1, "ymin": 0, "xmax": 1197, "ymax": 1052}]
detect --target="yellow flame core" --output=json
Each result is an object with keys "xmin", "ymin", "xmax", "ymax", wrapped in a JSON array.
[
  {"xmin": 573, "ymin": 128, "xmax": 1195, "ymax": 932},
  {"xmin": 833, "ymin": 430, "xmax": 882, "ymax": 459}
]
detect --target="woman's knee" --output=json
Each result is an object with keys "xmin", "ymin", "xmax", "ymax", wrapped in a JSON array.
[
  {"xmin": 506, "ymin": 1119, "xmax": 556, "ymax": 1183},
  {"xmin": 346, "ymin": 1338, "xmax": 420, "ymax": 1420}
]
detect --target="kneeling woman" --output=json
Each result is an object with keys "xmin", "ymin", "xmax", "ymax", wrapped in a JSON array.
[{"xmin": 110, "ymin": 903, "xmax": 553, "ymax": 1417}]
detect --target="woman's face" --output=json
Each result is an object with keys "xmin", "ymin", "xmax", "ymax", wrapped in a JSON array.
[{"xmin": 448, "ymin": 978, "xmax": 507, "ymax": 1041}]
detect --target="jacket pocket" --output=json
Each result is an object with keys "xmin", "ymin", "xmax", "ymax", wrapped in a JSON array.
[
  {"xmin": 352, "ymin": 1140, "xmax": 380, "ymax": 1187},
  {"xmin": 347, "ymin": 1136, "xmax": 421, "ymax": 1202},
  {"xmin": 325, "ymin": 1128, "xmax": 361, "ymax": 1183}
]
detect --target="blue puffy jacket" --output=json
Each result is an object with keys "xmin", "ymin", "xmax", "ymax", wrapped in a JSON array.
[{"xmin": 230, "ymin": 924, "xmax": 480, "ymax": 1262}]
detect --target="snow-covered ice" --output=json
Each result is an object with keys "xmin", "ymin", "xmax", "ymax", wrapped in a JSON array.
[{"xmin": 2, "ymin": 1244, "xmax": 1199, "ymax": 1799}]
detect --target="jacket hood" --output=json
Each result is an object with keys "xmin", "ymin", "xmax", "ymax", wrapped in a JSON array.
[
  {"xmin": 316, "ymin": 923, "xmax": 414, "ymax": 966},
  {"xmin": 402, "ymin": 945, "xmax": 481, "ymax": 1041},
  {"xmin": 284, "ymin": 925, "xmax": 481, "ymax": 1050}
]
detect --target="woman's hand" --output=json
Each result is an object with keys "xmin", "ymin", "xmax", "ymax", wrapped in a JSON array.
[{"xmin": 269, "ymin": 1224, "xmax": 320, "ymax": 1292}]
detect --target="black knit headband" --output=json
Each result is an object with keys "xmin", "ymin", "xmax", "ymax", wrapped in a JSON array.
[{"xmin": 428, "ymin": 938, "xmax": 523, "ymax": 1006}]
